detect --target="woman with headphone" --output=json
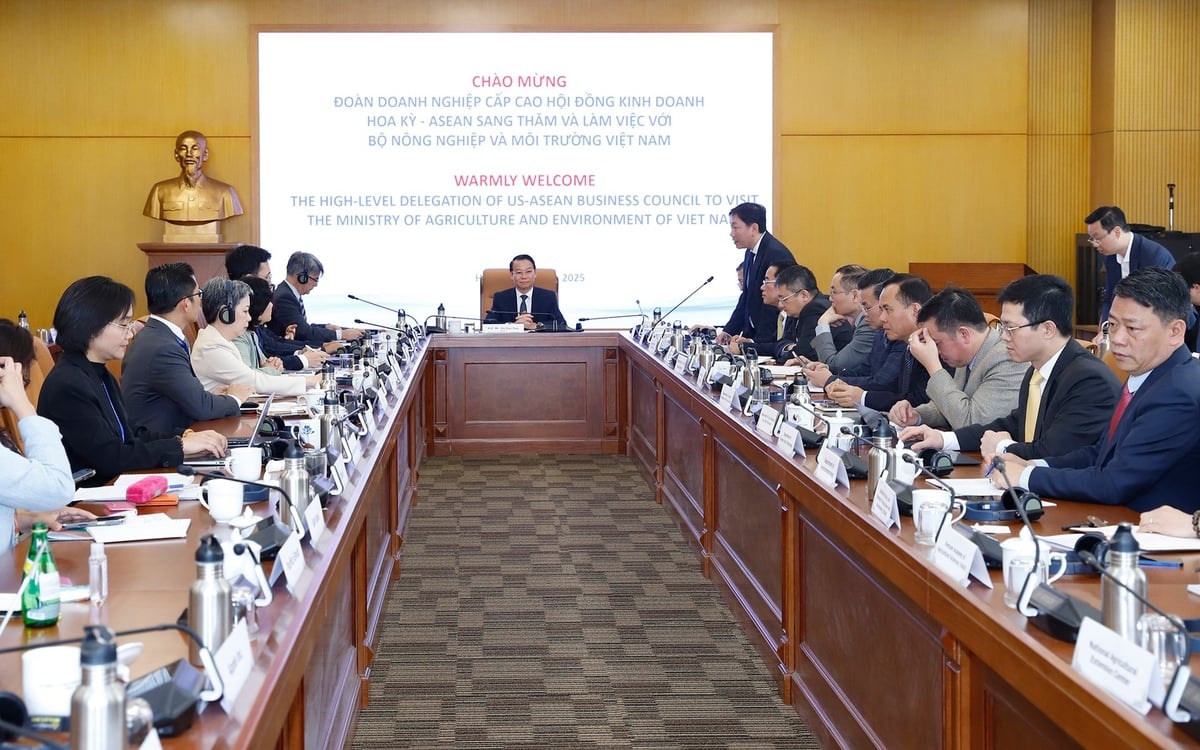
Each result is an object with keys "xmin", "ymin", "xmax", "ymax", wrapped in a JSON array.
[
  {"xmin": 236, "ymin": 275, "xmax": 328, "ymax": 372},
  {"xmin": 191, "ymin": 277, "xmax": 320, "ymax": 396}
]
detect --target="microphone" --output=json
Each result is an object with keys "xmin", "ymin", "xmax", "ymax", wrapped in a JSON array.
[
  {"xmin": 176, "ymin": 465, "xmax": 306, "ymax": 552},
  {"xmin": 782, "ymin": 399, "xmax": 831, "ymax": 448},
  {"xmin": 346, "ymin": 294, "xmax": 399, "ymax": 315},
  {"xmin": 644, "ymin": 276, "xmax": 715, "ymax": 337},
  {"xmin": 578, "ymin": 313, "xmax": 645, "ymax": 322},
  {"xmin": 1077, "ymin": 549, "xmax": 1195, "ymax": 721},
  {"xmin": 991, "ymin": 456, "xmax": 1041, "ymax": 616},
  {"xmin": 899, "ymin": 451, "xmax": 959, "ymax": 537},
  {"xmin": 353, "ymin": 318, "xmax": 403, "ymax": 332}
]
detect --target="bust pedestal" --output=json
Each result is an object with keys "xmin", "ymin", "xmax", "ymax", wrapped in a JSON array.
[{"xmin": 137, "ymin": 242, "xmax": 238, "ymax": 285}]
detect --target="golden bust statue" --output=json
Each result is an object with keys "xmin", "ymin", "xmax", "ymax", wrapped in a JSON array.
[{"xmin": 144, "ymin": 130, "xmax": 243, "ymax": 243}]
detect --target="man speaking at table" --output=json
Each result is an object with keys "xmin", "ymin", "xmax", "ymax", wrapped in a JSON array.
[
  {"xmin": 994, "ymin": 267, "xmax": 1200, "ymax": 512},
  {"xmin": 485, "ymin": 254, "xmax": 569, "ymax": 331},
  {"xmin": 716, "ymin": 202, "xmax": 795, "ymax": 345}
]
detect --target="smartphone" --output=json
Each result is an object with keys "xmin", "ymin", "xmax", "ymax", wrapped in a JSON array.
[
  {"xmin": 60, "ymin": 516, "xmax": 127, "ymax": 531},
  {"xmin": 72, "ymin": 468, "xmax": 96, "ymax": 484}
]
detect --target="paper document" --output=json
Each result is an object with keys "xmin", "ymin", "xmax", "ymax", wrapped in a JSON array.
[
  {"xmin": 936, "ymin": 478, "xmax": 1005, "ymax": 497},
  {"xmin": 87, "ymin": 513, "xmax": 191, "ymax": 544},
  {"xmin": 1043, "ymin": 527, "xmax": 1200, "ymax": 553}
]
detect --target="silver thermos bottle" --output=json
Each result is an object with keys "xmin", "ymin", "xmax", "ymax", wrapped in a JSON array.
[
  {"xmin": 70, "ymin": 625, "xmax": 125, "ymax": 750},
  {"xmin": 1101, "ymin": 522, "xmax": 1146, "ymax": 641},
  {"xmin": 188, "ymin": 535, "xmax": 232, "ymax": 666},
  {"xmin": 319, "ymin": 388, "xmax": 341, "ymax": 456},
  {"xmin": 278, "ymin": 439, "xmax": 312, "ymax": 532},
  {"xmin": 867, "ymin": 420, "xmax": 896, "ymax": 501}
]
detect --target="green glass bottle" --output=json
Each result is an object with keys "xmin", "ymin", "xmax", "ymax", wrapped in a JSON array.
[{"xmin": 21, "ymin": 522, "xmax": 60, "ymax": 627}]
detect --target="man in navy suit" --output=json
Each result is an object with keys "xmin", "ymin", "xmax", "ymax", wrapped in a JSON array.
[
  {"xmin": 717, "ymin": 202, "xmax": 795, "ymax": 345},
  {"xmin": 485, "ymin": 254, "xmax": 568, "ymax": 330},
  {"xmin": 121, "ymin": 262, "xmax": 252, "ymax": 435},
  {"xmin": 1086, "ymin": 205, "xmax": 1175, "ymax": 323},
  {"xmin": 901, "ymin": 274, "xmax": 1120, "ymax": 459},
  {"xmin": 996, "ymin": 267, "xmax": 1200, "ymax": 513},
  {"xmin": 269, "ymin": 251, "xmax": 364, "ymax": 345}
]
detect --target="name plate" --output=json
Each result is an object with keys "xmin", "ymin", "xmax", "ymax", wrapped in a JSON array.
[
  {"xmin": 718, "ymin": 383, "xmax": 736, "ymax": 411},
  {"xmin": 1072, "ymin": 617, "xmax": 1155, "ymax": 714},
  {"xmin": 674, "ymin": 352, "xmax": 688, "ymax": 374},
  {"xmin": 304, "ymin": 499, "xmax": 327, "ymax": 547},
  {"xmin": 871, "ymin": 477, "xmax": 900, "ymax": 530},
  {"xmin": 755, "ymin": 405, "xmax": 782, "ymax": 436},
  {"xmin": 481, "ymin": 323, "xmax": 525, "ymax": 333},
  {"xmin": 216, "ymin": 620, "xmax": 254, "ymax": 713},
  {"xmin": 276, "ymin": 530, "xmax": 307, "ymax": 594},
  {"xmin": 774, "ymin": 422, "xmax": 804, "ymax": 460},
  {"xmin": 932, "ymin": 527, "xmax": 992, "ymax": 588},
  {"xmin": 814, "ymin": 441, "xmax": 849, "ymax": 489}
]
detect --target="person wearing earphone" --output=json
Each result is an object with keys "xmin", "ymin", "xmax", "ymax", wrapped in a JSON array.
[
  {"xmin": 268, "ymin": 251, "xmax": 364, "ymax": 344},
  {"xmin": 191, "ymin": 277, "xmax": 321, "ymax": 396}
]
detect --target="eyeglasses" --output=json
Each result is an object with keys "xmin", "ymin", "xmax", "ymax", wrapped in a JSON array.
[
  {"xmin": 1086, "ymin": 228, "xmax": 1112, "ymax": 246},
  {"xmin": 179, "ymin": 290, "xmax": 204, "ymax": 303},
  {"xmin": 761, "ymin": 278, "xmax": 777, "ymax": 287},
  {"xmin": 990, "ymin": 319, "xmax": 1045, "ymax": 336},
  {"xmin": 778, "ymin": 289, "xmax": 807, "ymax": 304},
  {"xmin": 107, "ymin": 319, "xmax": 135, "ymax": 332}
]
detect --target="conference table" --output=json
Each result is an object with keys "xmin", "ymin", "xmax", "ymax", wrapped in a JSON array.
[{"xmin": 1, "ymin": 329, "xmax": 1197, "ymax": 748}]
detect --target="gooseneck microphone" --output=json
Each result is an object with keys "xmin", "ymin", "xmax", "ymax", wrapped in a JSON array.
[
  {"xmin": 900, "ymin": 451, "xmax": 959, "ymax": 539},
  {"xmin": 991, "ymin": 456, "xmax": 1040, "ymax": 616},
  {"xmin": 354, "ymin": 318, "xmax": 403, "ymax": 332},
  {"xmin": 578, "ymin": 313, "xmax": 645, "ymax": 322},
  {"xmin": 346, "ymin": 294, "xmax": 398, "ymax": 314},
  {"xmin": 644, "ymin": 276, "xmax": 715, "ymax": 337},
  {"xmin": 1077, "ymin": 549, "xmax": 1195, "ymax": 722}
]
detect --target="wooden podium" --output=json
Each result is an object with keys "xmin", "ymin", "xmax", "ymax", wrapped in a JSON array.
[
  {"xmin": 908, "ymin": 262, "xmax": 1036, "ymax": 315},
  {"xmin": 137, "ymin": 242, "xmax": 237, "ymax": 284}
]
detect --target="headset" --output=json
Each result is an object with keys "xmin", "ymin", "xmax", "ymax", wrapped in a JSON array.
[
  {"xmin": 296, "ymin": 269, "xmax": 310, "ymax": 285},
  {"xmin": 218, "ymin": 305, "xmax": 235, "ymax": 325},
  {"xmin": 917, "ymin": 447, "xmax": 954, "ymax": 478}
]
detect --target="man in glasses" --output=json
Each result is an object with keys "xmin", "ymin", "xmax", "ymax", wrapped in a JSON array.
[
  {"xmin": 1086, "ymin": 205, "xmax": 1174, "ymax": 325},
  {"xmin": 727, "ymin": 259, "xmax": 795, "ymax": 357},
  {"xmin": 270, "ymin": 251, "xmax": 363, "ymax": 345},
  {"xmin": 993, "ymin": 267, "xmax": 1200, "ymax": 513},
  {"xmin": 773, "ymin": 264, "xmax": 848, "ymax": 362},
  {"xmin": 889, "ymin": 287, "xmax": 1028, "ymax": 430},
  {"xmin": 901, "ymin": 274, "xmax": 1120, "ymax": 459},
  {"xmin": 122, "ymin": 262, "xmax": 252, "ymax": 435}
]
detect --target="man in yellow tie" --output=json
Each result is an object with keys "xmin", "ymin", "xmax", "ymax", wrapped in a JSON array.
[{"xmin": 900, "ymin": 274, "xmax": 1120, "ymax": 460}]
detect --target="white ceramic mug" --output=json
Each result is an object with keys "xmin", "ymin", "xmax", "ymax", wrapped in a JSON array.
[
  {"xmin": 224, "ymin": 446, "xmax": 263, "ymax": 481},
  {"xmin": 22, "ymin": 646, "xmax": 80, "ymax": 717},
  {"xmin": 1004, "ymin": 556, "xmax": 1067, "ymax": 608},
  {"xmin": 913, "ymin": 497, "xmax": 966, "ymax": 545},
  {"xmin": 1001, "ymin": 536, "xmax": 1067, "ymax": 607},
  {"xmin": 200, "ymin": 478, "xmax": 244, "ymax": 523}
]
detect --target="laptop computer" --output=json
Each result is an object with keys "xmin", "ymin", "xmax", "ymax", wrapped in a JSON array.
[{"xmin": 184, "ymin": 393, "xmax": 274, "ymax": 466}]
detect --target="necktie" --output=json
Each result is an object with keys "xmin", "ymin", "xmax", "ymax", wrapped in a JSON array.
[
  {"xmin": 519, "ymin": 295, "xmax": 528, "ymax": 315},
  {"xmin": 1107, "ymin": 384, "xmax": 1133, "ymax": 440},
  {"xmin": 899, "ymin": 350, "xmax": 914, "ymax": 395},
  {"xmin": 177, "ymin": 336, "xmax": 189, "ymax": 355},
  {"xmin": 1023, "ymin": 370, "xmax": 1044, "ymax": 440},
  {"xmin": 776, "ymin": 311, "xmax": 785, "ymax": 340}
]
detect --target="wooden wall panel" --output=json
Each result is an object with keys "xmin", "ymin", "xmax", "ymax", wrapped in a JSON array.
[
  {"xmin": 780, "ymin": 134, "xmax": 1027, "ymax": 286},
  {"xmin": 1026, "ymin": 0, "xmax": 1091, "ymax": 281}
]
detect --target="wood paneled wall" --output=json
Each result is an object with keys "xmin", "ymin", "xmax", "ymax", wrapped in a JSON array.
[{"xmin": 1, "ymin": 0, "xmax": 1197, "ymax": 329}]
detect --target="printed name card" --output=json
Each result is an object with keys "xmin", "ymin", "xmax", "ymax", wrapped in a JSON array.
[
  {"xmin": 932, "ymin": 527, "xmax": 992, "ymax": 588},
  {"xmin": 814, "ymin": 441, "xmax": 849, "ymax": 489},
  {"xmin": 1072, "ymin": 617, "xmax": 1156, "ymax": 714},
  {"xmin": 216, "ymin": 620, "xmax": 254, "ymax": 713},
  {"xmin": 274, "ymin": 530, "xmax": 307, "ymax": 594},
  {"xmin": 304, "ymin": 499, "xmax": 327, "ymax": 547},
  {"xmin": 755, "ymin": 405, "xmax": 781, "ymax": 437},
  {"xmin": 674, "ymin": 352, "xmax": 688, "ymax": 374},
  {"xmin": 718, "ymin": 383, "xmax": 736, "ymax": 411},
  {"xmin": 871, "ymin": 477, "xmax": 900, "ymax": 530},
  {"xmin": 774, "ymin": 422, "xmax": 804, "ymax": 460}
]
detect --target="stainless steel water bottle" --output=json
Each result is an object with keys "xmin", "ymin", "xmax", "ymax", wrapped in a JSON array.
[{"xmin": 188, "ymin": 535, "xmax": 232, "ymax": 666}]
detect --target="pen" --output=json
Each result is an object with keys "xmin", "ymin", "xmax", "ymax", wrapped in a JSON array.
[
  {"xmin": 1139, "ymin": 557, "xmax": 1183, "ymax": 569},
  {"xmin": 984, "ymin": 462, "xmax": 995, "ymax": 477}
]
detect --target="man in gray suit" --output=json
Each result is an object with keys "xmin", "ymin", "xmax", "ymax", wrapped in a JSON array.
[
  {"xmin": 122, "ymin": 262, "xmax": 253, "ymax": 435},
  {"xmin": 889, "ymin": 286, "xmax": 1028, "ymax": 430}
]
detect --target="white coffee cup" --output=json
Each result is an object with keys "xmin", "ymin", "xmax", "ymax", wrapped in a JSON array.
[
  {"xmin": 304, "ymin": 389, "xmax": 323, "ymax": 414},
  {"xmin": 224, "ymin": 446, "xmax": 263, "ymax": 481},
  {"xmin": 22, "ymin": 646, "xmax": 80, "ymax": 717},
  {"xmin": 913, "ymin": 495, "xmax": 966, "ymax": 545},
  {"xmin": 1001, "ymin": 535, "xmax": 1067, "ymax": 607},
  {"xmin": 200, "ymin": 478, "xmax": 244, "ymax": 523},
  {"xmin": 911, "ymin": 488, "xmax": 951, "ymax": 518}
]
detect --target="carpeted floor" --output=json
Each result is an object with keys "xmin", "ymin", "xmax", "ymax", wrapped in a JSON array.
[{"xmin": 352, "ymin": 455, "xmax": 820, "ymax": 749}]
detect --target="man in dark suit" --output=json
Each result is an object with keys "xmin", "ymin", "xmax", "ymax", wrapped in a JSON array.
[
  {"xmin": 485, "ymin": 254, "xmax": 568, "ymax": 330},
  {"xmin": 995, "ymin": 267, "xmax": 1200, "ymax": 512},
  {"xmin": 825, "ymin": 273, "xmax": 934, "ymax": 412},
  {"xmin": 773, "ymin": 264, "xmax": 850, "ymax": 362},
  {"xmin": 268, "ymin": 251, "xmax": 364, "ymax": 345},
  {"xmin": 727, "ymin": 259, "xmax": 795, "ymax": 357},
  {"xmin": 1173, "ymin": 251, "xmax": 1200, "ymax": 353},
  {"xmin": 1087, "ymin": 205, "xmax": 1175, "ymax": 323},
  {"xmin": 805, "ymin": 268, "xmax": 904, "ymax": 385},
  {"xmin": 902, "ymin": 274, "xmax": 1120, "ymax": 459},
  {"xmin": 717, "ymin": 202, "xmax": 795, "ymax": 345},
  {"xmin": 121, "ymin": 262, "xmax": 252, "ymax": 435}
]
